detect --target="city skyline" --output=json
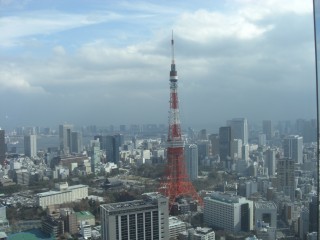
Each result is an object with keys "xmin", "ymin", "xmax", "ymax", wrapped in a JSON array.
[{"xmin": 0, "ymin": 0, "xmax": 316, "ymax": 130}]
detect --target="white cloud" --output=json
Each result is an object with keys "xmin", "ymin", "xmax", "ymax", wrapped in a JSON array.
[
  {"xmin": 0, "ymin": 10, "xmax": 121, "ymax": 47},
  {"xmin": 174, "ymin": 10, "xmax": 273, "ymax": 43},
  {"xmin": 0, "ymin": 65, "xmax": 46, "ymax": 94},
  {"xmin": 233, "ymin": 0, "xmax": 312, "ymax": 17},
  {"xmin": 0, "ymin": 0, "xmax": 315, "ymax": 126}
]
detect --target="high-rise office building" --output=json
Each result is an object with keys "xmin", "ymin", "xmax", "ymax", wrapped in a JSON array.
[
  {"xmin": 198, "ymin": 129, "xmax": 208, "ymax": 140},
  {"xmin": 59, "ymin": 124, "xmax": 73, "ymax": 155},
  {"xmin": 258, "ymin": 133, "xmax": 266, "ymax": 146},
  {"xmin": 197, "ymin": 140, "xmax": 210, "ymax": 164},
  {"xmin": 283, "ymin": 135, "xmax": 303, "ymax": 164},
  {"xmin": 264, "ymin": 149, "xmax": 276, "ymax": 176},
  {"xmin": 113, "ymin": 134, "xmax": 123, "ymax": 164},
  {"xmin": 309, "ymin": 195, "xmax": 318, "ymax": 233},
  {"xmin": 97, "ymin": 134, "xmax": 123, "ymax": 164},
  {"xmin": 299, "ymin": 206, "xmax": 310, "ymax": 240},
  {"xmin": 242, "ymin": 144, "xmax": 249, "ymax": 161},
  {"xmin": 24, "ymin": 134, "xmax": 37, "ymax": 158},
  {"xmin": 219, "ymin": 126, "xmax": 232, "ymax": 169},
  {"xmin": 90, "ymin": 140, "xmax": 101, "ymax": 173},
  {"xmin": 231, "ymin": 139, "xmax": 242, "ymax": 160},
  {"xmin": 71, "ymin": 131, "xmax": 82, "ymax": 154},
  {"xmin": 204, "ymin": 191, "xmax": 253, "ymax": 232},
  {"xmin": 184, "ymin": 144, "xmax": 198, "ymax": 181},
  {"xmin": 228, "ymin": 118, "xmax": 248, "ymax": 145},
  {"xmin": 262, "ymin": 120, "xmax": 273, "ymax": 140},
  {"xmin": 100, "ymin": 192, "xmax": 169, "ymax": 240},
  {"xmin": 0, "ymin": 130, "xmax": 6, "ymax": 164},
  {"xmin": 208, "ymin": 134, "xmax": 219, "ymax": 156},
  {"xmin": 277, "ymin": 158, "xmax": 295, "ymax": 200}
]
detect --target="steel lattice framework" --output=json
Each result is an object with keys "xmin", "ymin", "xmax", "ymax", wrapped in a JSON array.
[{"xmin": 159, "ymin": 35, "xmax": 203, "ymax": 208}]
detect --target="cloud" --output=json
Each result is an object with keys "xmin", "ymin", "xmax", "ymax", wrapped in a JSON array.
[
  {"xmin": 0, "ymin": 10, "xmax": 121, "ymax": 47},
  {"xmin": 0, "ymin": 0, "xmax": 316, "ymax": 128},
  {"xmin": 53, "ymin": 45, "xmax": 66, "ymax": 56},
  {"xmin": 175, "ymin": 10, "xmax": 273, "ymax": 43},
  {"xmin": 0, "ymin": 64, "xmax": 46, "ymax": 94}
]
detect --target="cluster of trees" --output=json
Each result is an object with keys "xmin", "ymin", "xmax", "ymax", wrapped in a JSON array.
[
  {"xmin": 7, "ymin": 204, "xmax": 46, "ymax": 223},
  {"xmin": 131, "ymin": 164, "xmax": 165, "ymax": 179}
]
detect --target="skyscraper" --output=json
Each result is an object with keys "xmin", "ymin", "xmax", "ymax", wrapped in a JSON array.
[
  {"xmin": 100, "ymin": 192, "xmax": 169, "ymax": 240},
  {"xmin": 184, "ymin": 144, "xmax": 198, "ymax": 181},
  {"xmin": 113, "ymin": 134, "xmax": 123, "ymax": 164},
  {"xmin": 59, "ymin": 124, "xmax": 73, "ymax": 155},
  {"xmin": 71, "ymin": 131, "xmax": 82, "ymax": 154},
  {"xmin": 228, "ymin": 118, "xmax": 248, "ymax": 145},
  {"xmin": 197, "ymin": 140, "xmax": 210, "ymax": 165},
  {"xmin": 97, "ymin": 134, "xmax": 123, "ymax": 164},
  {"xmin": 208, "ymin": 134, "xmax": 219, "ymax": 156},
  {"xmin": 277, "ymin": 158, "xmax": 295, "ymax": 200},
  {"xmin": 0, "ymin": 130, "xmax": 5, "ymax": 164},
  {"xmin": 24, "ymin": 134, "xmax": 37, "ymax": 158},
  {"xmin": 283, "ymin": 135, "xmax": 303, "ymax": 164},
  {"xmin": 231, "ymin": 139, "xmax": 242, "ymax": 160},
  {"xmin": 91, "ymin": 140, "xmax": 101, "ymax": 173},
  {"xmin": 264, "ymin": 148, "xmax": 276, "ymax": 176},
  {"xmin": 219, "ymin": 126, "xmax": 232, "ymax": 169},
  {"xmin": 262, "ymin": 120, "xmax": 273, "ymax": 141}
]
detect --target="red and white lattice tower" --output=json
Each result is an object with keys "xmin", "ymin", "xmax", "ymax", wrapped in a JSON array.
[{"xmin": 159, "ymin": 34, "xmax": 203, "ymax": 208}]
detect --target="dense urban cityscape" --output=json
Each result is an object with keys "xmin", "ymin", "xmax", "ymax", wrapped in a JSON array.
[
  {"xmin": 1, "ymin": 0, "xmax": 318, "ymax": 240},
  {"xmin": 0, "ymin": 115, "xmax": 317, "ymax": 239}
]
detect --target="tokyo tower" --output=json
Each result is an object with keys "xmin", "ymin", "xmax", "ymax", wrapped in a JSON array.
[{"xmin": 159, "ymin": 34, "xmax": 203, "ymax": 208}]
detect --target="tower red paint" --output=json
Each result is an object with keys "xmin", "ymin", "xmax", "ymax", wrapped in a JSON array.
[{"xmin": 159, "ymin": 34, "xmax": 203, "ymax": 208}]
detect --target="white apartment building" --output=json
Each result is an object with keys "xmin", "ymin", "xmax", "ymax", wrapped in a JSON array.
[
  {"xmin": 36, "ymin": 183, "xmax": 88, "ymax": 208},
  {"xmin": 204, "ymin": 191, "xmax": 253, "ymax": 233},
  {"xmin": 169, "ymin": 216, "xmax": 186, "ymax": 239}
]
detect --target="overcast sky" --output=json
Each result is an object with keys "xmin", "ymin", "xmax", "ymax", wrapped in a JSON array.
[{"xmin": 0, "ymin": 0, "xmax": 316, "ymax": 131}]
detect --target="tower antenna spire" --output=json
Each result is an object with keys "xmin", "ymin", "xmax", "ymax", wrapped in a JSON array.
[{"xmin": 171, "ymin": 30, "xmax": 175, "ymax": 64}]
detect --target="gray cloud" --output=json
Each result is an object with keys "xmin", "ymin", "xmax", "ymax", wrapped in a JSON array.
[{"xmin": 0, "ymin": 0, "xmax": 316, "ymax": 131}]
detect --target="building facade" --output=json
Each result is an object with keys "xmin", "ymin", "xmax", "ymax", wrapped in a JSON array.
[
  {"xmin": 36, "ymin": 183, "xmax": 88, "ymax": 208},
  {"xmin": 262, "ymin": 120, "xmax": 273, "ymax": 141},
  {"xmin": 184, "ymin": 144, "xmax": 198, "ymax": 180},
  {"xmin": 100, "ymin": 192, "xmax": 169, "ymax": 240},
  {"xmin": 59, "ymin": 124, "xmax": 73, "ymax": 155},
  {"xmin": 264, "ymin": 149, "xmax": 276, "ymax": 177},
  {"xmin": 283, "ymin": 135, "xmax": 303, "ymax": 164},
  {"xmin": 228, "ymin": 118, "xmax": 248, "ymax": 145},
  {"xmin": 24, "ymin": 134, "xmax": 37, "ymax": 158},
  {"xmin": 277, "ymin": 158, "xmax": 295, "ymax": 200},
  {"xmin": 254, "ymin": 201, "xmax": 277, "ymax": 229},
  {"xmin": 219, "ymin": 126, "xmax": 232, "ymax": 169},
  {"xmin": 71, "ymin": 131, "xmax": 82, "ymax": 154},
  {"xmin": 204, "ymin": 191, "xmax": 253, "ymax": 233},
  {"xmin": 0, "ymin": 130, "xmax": 5, "ymax": 164}
]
